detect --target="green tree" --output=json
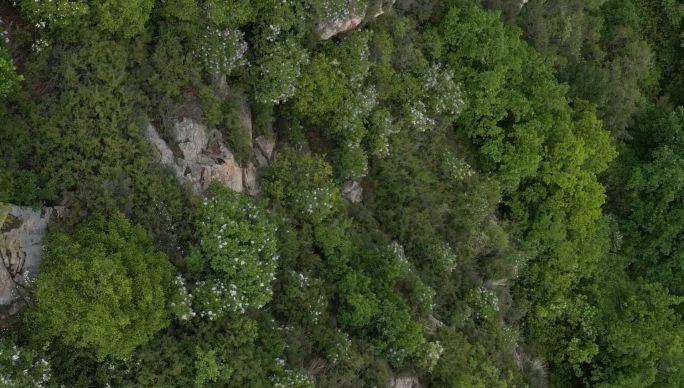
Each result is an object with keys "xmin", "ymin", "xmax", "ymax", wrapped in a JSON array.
[
  {"xmin": 430, "ymin": 328, "xmax": 510, "ymax": 388},
  {"xmin": 610, "ymin": 106, "xmax": 684, "ymax": 297},
  {"xmin": 34, "ymin": 213, "xmax": 176, "ymax": 360},
  {"xmin": 0, "ymin": 44, "xmax": 20, "ymax": 99}
]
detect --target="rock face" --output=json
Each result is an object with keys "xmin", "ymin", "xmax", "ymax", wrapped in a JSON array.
[
  {"xmin": 239, "ymin": 98, "xmax": 253, "ymax": 142},
  {"xmin": 242, "ymin": 162, "xmax": 260, "ymax": 196},
  {"xmin": 342, "ymin": 179, "xmax": 363, "ymax": 203},
  {"xmin": 146, "ymin": 118, "xmax": 259, "ymax": 195},
  {"xmin": 318, "ymin": 13, "xmax": 365, "ymax": 40},
  {"xmin": 317, "ymin": 0, "xmax": 395, "ymax": 40},
  {"xmin": 254, "ymin": 136, "xmax": 276, "ymax": 167},
  {"xmin": 388, "ymin": 375, "xmax": 421, "ymax": 388},
  {"xmin": 1, "ymin": 205, "xmax": 61, "ymax": 313}
]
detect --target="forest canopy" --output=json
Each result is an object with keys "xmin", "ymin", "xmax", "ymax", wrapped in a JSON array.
[{"xmin": 0, "ymin": 0, "xmax": 683, "ymax": 387}]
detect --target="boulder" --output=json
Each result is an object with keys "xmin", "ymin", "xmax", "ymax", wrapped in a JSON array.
[
  {"xmin": 342, "ymin": 179, "xmax": 363, "ymax": 203},
  {"xmin": 1, "ymin": 205, "xmax": 62, "ymax": 311}
]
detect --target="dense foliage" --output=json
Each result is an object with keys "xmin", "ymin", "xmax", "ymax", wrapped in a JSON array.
[
  {"xmin": 33, "ymin": 214, "xmax": 176, "ymax": 360},
  {"xmin": 1, "ymin": 0, "xmax": 682, "ymax": 386}
]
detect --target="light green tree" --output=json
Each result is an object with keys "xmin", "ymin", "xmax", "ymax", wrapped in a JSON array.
[{"xmin": 34, "ymin": 213, "xmax": 175, "ymax": 360}]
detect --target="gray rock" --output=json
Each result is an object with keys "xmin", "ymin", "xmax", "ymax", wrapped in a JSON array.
[
  {"xmin": 342, "ymin": 179, "xmax": 363, "ymax": 203},
  {"xmin": 317, "ymin": 0, "xmax": 395, "ymax": 40},
  {"xmin": 199, "ymin": 140, "xmax": 244, "ymax": 193},
  {"xmin": 146, "ymin": 118, "xmax": 263, "ymax": 196},
  {"xmin": 255, "ymin": 151, "xmax": 269, "ymax": 168},
  {"xmin": 175, "ymin": 118, "xmax": 209, "ymax": 162},
  {"xmin": 318, "ymin": 14, "xmax": 365, "ymax": 40},
  {"xmin": 1, "ymin": 205, "xmax": 62, "ymax": 310},
  {"xmin": 239, "ymin": 98, "xmax": 253, "ymax": 143},
  {"xmin": 255, "ymin": 136, "xmax": 276, "ymax": 167},
  {"xmin": 146, "ymin": 124, "xmax": 182, "ymax": 174},
  {"xmin": 370, "ymin": 0, "xmax": 397, "ymax": 18},
  {"xmin": 242, "ymin": 162, "xmax": 260, "ymax": 197},
  {"xmin": 388, "ymin": 375, "xmax": 421, "ymax": 388}
]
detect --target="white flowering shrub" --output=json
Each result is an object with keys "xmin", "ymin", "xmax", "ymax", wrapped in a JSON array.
[
  {"xmin": 198, "ymin": 27, "xmax": 248, "ymax": 76},
  {"xmin": 467, "ymin": 286, "xmax": 500, "ymax": 321},
  {"xmin": 366, "ymin": 108, "xmax": 395, "ymax": 157},
  {"xmin": 271, "ymin": 368, "xmax": 314, "ymax": 388},
  {"xmin": 0, "ymin": 340, "xmax": 51, "ymax": 387},
  {"xmin": 188, "ymin": 184, "xmax": 278, "ymax": 319},
  {"xmin": 168, "ymin": 275, "xmax": 195, "ymax": 321},
  {"xmin": 408, "ymin": 101, "xmax": 436, "ymax": 132},
  {"xmin": 18, "ymin": 0, "xmax": 89, "ymax": 30},
  {"xmin": 423, "ymin": 64, "xmax": 465, "ymax": 120},
  {"xmin": 262, "ymin": 150, "xmax": 341, "ymax": 225},
  {"xmin": 441, "ymin": 152, "xmax": 475, "ymax": 182},
  {"xmin": 422, "ymin": 341, "xmax": 444, "ymax": 372},
  {"xmin": 324, "ymin": 330, "xmax": 352, "ymax": 365},
  {"xmin": 253, "ymin": 36, "xmax": 309, "ymax": 105},
  {"xmin": 19, "ymin": 0, "xmax": 154, "ymax": 38},
  {"xmin": 428, "ymin": 241, "xmax": 457, "ymax": 272},
  {"xmin": 278, "ymin": 271, "xmax": 328, "ymax": 324}
]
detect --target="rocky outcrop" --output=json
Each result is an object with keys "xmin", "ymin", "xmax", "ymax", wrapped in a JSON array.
[
  {"xmin": 370, "ymin": 0, "xmax": 397, "ymax": 18},
  {"xmin": 317, "ymin": 0, "xmax": 395, "ymax": 40},
  {"xmin": 146, "ymin": 118, "xmax": 259, "ymax": 196},
  {"xmin": 254, "ymin": 136, "xmax": 276, "ymax": 167},
  {"xmin": 388, "ymin": 375, "xmax": 421, "ymax": 388},
  {"xmin": 242, "ymin": 162, "xmax": 260, "ymax": 196},
  {"xmin": 342, "ymin": 179, "xmax": 363, "ymax": 203},
  {"xmin": 1, "ymin": 205, "xmax": 62, "ymax": 314},
  {"xmin": 318, "ymin": 13, "xmax": 365, "ymax": 40}
]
